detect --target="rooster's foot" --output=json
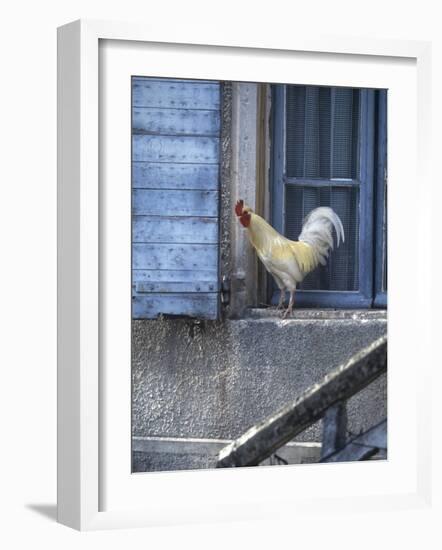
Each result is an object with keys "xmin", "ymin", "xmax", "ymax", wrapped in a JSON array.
[{"xmin": 281, "ymin": 307, "xmax": 293, "ymax": 319}]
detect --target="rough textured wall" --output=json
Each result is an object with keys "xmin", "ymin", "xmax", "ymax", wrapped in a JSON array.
[
  {"xmin": 219, "ymin": 82, "xmax": 233, "ymax": 304},
  {"xmin": 132, "ymin": 310, "xmax": 387, "ymax": 442},
  {"xmin": 228, "ymin": 82, "xmax": 261, "ymax": 316}
]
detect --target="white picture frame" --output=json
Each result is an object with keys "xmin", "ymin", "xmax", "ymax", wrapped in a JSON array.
[{"xmin": 57, "ymin": 19, "xmax": 433, "ymax": 531}]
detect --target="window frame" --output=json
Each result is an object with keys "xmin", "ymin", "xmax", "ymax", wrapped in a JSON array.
[
  {"xmin": 374, "ymin": 90, "xmax": 388, "ymax": 308},
  {"xmin": 270, "ymin": 84, "xmax": 387, "ymax": 309}
]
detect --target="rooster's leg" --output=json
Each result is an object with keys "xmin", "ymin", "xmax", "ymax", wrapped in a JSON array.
[
  {"xmin": 277, "ymin": 289, "xmax": 285, "ymax": 309},
  {"xmin": 282, "ymin": 290, "xmax": 295, "ymax": 318}
]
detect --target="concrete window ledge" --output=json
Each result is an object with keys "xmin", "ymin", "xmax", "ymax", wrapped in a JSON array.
[{"xmin": 244, "ymin": 308, "xmax": 387, "ymax": 322}]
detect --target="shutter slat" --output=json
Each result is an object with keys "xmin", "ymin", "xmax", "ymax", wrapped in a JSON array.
[
  {"xmin": 132, "ymin": 162, "xmax": 219, "ymax": 190},
  {"xmin": 133, "ymin": 107, "xmax": 220, "ymax": 137},
  {"xmin": 133, "ymin": 80, "xmax": 220, "ymax": 110},
  {"xmin": 132, "ymin": 189, "xmax": 218, "ymax": 217},
  {"xmin": 133, "ymin": 294, "xmax": 218, "ymax": 319},
  {"xmin": 133, "ymin": 135, "xmax": 219, "ymax": 163},
  {"xmin": 133, "ymin": 243, "xmax": 218, "ymax": 271},
  {"xmin": 133, "ymin": 269, "xmax": 218, "ymax": 285},
  {"xmin": 135, "ymin": 281, "xmax": 217, "ymax": 293},
  {"xmin": 133, "ymin": 216, "xmax": 218, "ymax": 244}
]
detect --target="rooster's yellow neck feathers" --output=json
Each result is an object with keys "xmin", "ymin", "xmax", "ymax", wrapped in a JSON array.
[{"xmin": 246, "ymin": 212, "xmax": 284, "ymax": 250}]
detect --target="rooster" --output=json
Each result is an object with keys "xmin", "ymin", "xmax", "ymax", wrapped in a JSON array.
[{"xmin": 235, "ymin": 199, "xmax": 345, "ymax": 317}]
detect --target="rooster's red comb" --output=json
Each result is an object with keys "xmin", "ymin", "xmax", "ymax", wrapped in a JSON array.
[{"xmin": 235, "ymin": 199, "xmax": 244, "ymax": 217}]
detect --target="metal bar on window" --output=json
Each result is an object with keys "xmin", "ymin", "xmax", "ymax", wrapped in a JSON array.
[{"xmin": 285, "ymin": 177, "xmax": 359, "ymax": 187}]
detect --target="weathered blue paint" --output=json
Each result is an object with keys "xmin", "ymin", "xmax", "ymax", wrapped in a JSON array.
[
  {"xmin": 133, "ymin": 107, "xmax": 220, "ymax": 136},
  {"xmin": 374, "ymin": 90, "xmax": 388, "ymax": 308},
  {"xmin": 133, "ymin": 243, "xmax": 218, "ymax": 270},
  {"xmin": 270, "ymin": 85, "xmax": 285, "ymax": 236},
  {"xmin": 358, "ymin": 89, "xmax": 376, "ymax": 307},
  {"xmin": 135, "ymin": 281, "xmax": 217, "ymax": 293},
  {"xmin": 132, "ymin": 162, "xmax": 219, "ymax": 190},
  {"xmin": 133, "ymin": 189, "xmax": 219, "ymax": 217},
  {"xmin": 292, "ymin": 291, "xmax": 372, "ymax": 309},
  {"xmin": 133, "ymin": 216, "xmax": 218, "ymax": 244},
  {"xmin": 284, "ymin": 177, "xmax": 358, "ymax": 187},
  {"xmin": 271, "ymin": 85, "xmax": 384, "ymax": 309},
  {"xmin": 133, "ymin": 135, "xmax": 220, "ymax": 163},
  {"xmin": 132, "ymin": 77, "xmax": 221, "ymax": 320},
  {"xmin": 132, "ymin": 269, "xmax": 218, "ymax": 285},
  {"xmin": 133, "ymin": 268, "xmax": 218, "ymax": 295},
  {"xmin": 132, "ymin": 293, "xmax": 218, "ymax": 319},
  {"xmin": 132, "ymin": 79, "xmax": 221, "ymax": 110}
]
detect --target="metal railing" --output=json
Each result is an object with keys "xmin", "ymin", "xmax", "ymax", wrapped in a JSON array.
[{"xmin": 216, "ymin": 334, "xmax": 387, "ymax": 468}]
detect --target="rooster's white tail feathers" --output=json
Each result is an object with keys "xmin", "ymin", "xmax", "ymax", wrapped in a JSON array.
[{"xmin": 298, "ymin": 207, "xmax": 345, "ymax": 266}]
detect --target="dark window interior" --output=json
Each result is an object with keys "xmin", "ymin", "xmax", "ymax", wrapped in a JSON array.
[{"xmin": 271, "ymin": 84, "xmax": 387, "ymax": 308}]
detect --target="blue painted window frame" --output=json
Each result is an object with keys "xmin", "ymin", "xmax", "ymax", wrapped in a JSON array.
[
  {"xmin": 270, "ymin": 85, "xmax": 387, "ymax": 309},
  {"xmin": 374, "ymin": 90, "xmax": 388, "ymax": 308}
]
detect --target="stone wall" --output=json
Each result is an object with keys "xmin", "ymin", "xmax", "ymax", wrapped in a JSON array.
[{"xmin": 132, "ymin": 309, "xmax": 387, "ymax": 449}]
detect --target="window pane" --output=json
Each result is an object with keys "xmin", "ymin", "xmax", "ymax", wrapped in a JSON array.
[
  {"xmin": 285, "ymin": 185, "xmax": 360, "ymax": 291},
  {"xmin": 286, "ymin": 86, "xmax": 306, "ymax": 177},
  {"xmin": 286, "ymin": 86, "xmax": 359, "ymax": 179},
  {"xmin": 332, "ymin": 89, "xmax": 359, "ymax": 178}
]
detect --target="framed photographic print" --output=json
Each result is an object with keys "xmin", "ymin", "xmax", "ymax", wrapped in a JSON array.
[{"xmin": 57, "ymin": 19, "xmax": 432, "ymax": 530}]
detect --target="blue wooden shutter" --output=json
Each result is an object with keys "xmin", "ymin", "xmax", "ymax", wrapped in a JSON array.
[{"xmin": 132, "ymin": 78, "xmax": 221, "ymax": 320}]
